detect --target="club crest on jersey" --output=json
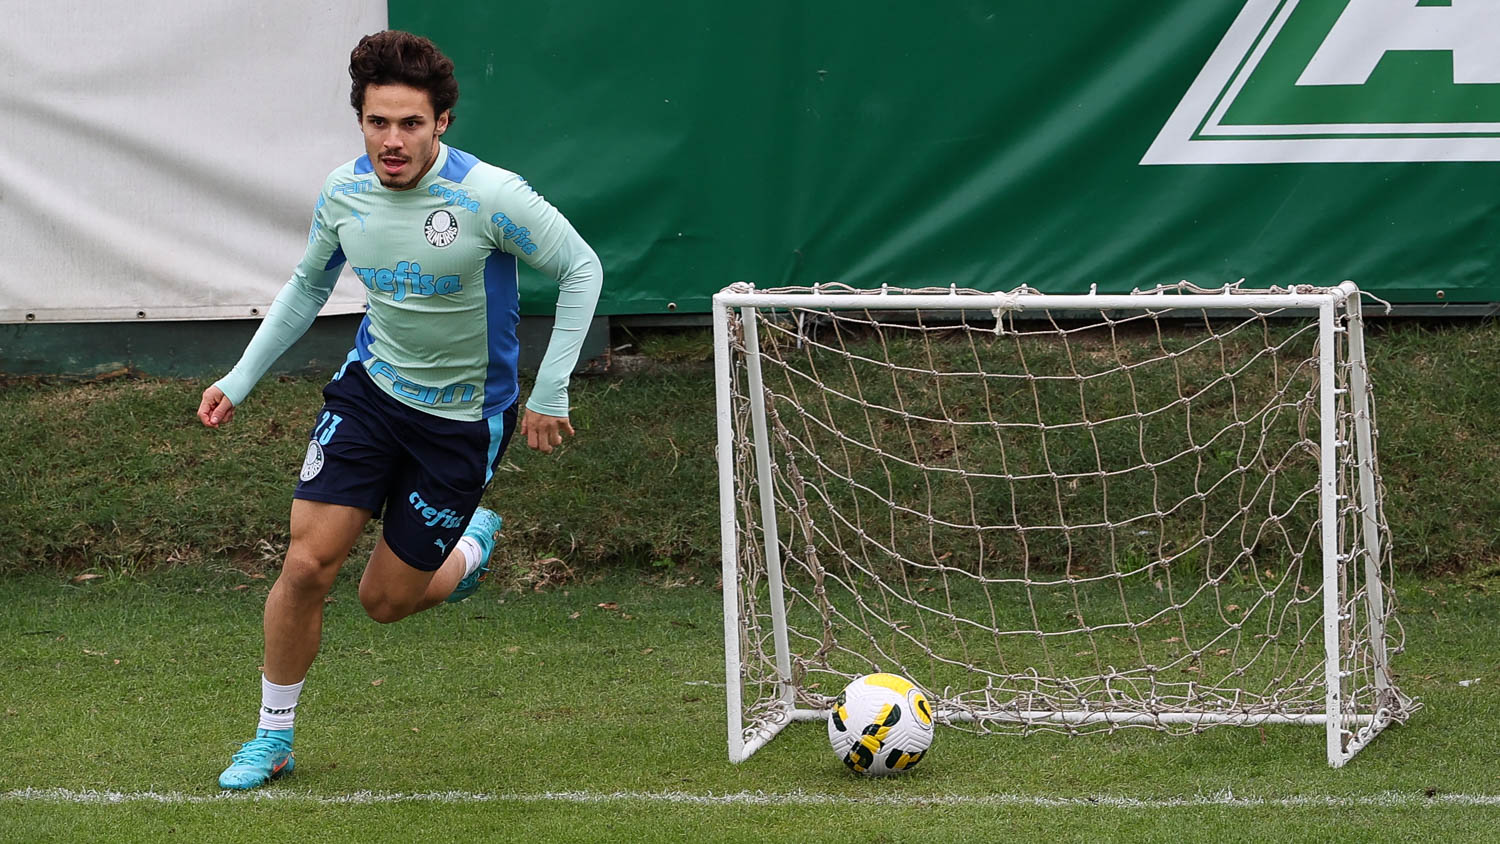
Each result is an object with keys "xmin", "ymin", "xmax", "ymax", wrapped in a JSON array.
[{"xmin": 425, "ymin": 210, "xmax": 459, "ymax": 247}]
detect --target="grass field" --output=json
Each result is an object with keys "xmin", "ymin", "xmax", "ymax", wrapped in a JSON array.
[
  {"xmin": 1, "ymin": 569, "xmax": 1497, "ymax": 842},
  {"xmin": 3, "ymin": 320, "xmax": 1500, "ymax": 841}
]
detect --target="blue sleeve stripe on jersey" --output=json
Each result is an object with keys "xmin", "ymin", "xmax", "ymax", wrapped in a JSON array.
[
  {"xmin": 354, "ymin": 155, "xmax": 373, "ymax": 175},
  {"xmin": 481, "ymin": 249, "xmax": 521, "ymax": 417},
  {"xmin": 483, "ymin": 413, "xmax": 508, "ymax": 485},
  {"xmin": 439, "ymin": 147, "xmax": 479, "ymax": 183},
  {"xmin": 324, "ymin": 246, "xmax": 346, "ymax": 272}
]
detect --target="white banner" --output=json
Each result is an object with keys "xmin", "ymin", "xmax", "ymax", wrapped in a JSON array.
[{"xmin": 0, "ymin": 1, "xmax": 386, "ymax": 323}]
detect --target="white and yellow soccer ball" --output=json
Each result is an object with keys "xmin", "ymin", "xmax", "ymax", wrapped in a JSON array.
[{"xmin": 827, "ymin": 673, "xmax": 934, "ymax": 775}]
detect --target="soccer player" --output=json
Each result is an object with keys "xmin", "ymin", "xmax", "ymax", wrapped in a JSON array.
[{"xmin": 196, "ymin": 30, "xmax": 603, "ymax": 790}]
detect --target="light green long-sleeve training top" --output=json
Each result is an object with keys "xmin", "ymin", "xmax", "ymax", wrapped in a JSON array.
[{"xmin": 215, "ymin": 143, "xmax": 603, "ymax": 421}]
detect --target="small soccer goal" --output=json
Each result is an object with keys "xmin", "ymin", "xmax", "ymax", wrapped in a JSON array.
[{"xmin": 711, "ymin": 281, "xmax": 1417, "ymax": 768}]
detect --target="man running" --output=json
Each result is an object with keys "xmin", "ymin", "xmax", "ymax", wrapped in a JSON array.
[{"xmin": 197, "ymin": 30, "xmax": 602, "ymax": 790}]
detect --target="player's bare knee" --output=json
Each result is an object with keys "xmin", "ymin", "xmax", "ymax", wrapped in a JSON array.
[
  {"xmin": 357, "ymin": 584, "xmax": 414, "ymax": 624},
  {"xmin": 362, "ymin": 601, "xmax": 407, "ymax": 624},
  {"xmin": 279, "ymin": 548, "xmax": 340, "ymax": 598},
  {"xmin": 362, "ymin": 599, "xmax": 414, "ymax": 624}
]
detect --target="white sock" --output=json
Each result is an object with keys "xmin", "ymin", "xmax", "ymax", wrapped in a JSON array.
[
  {"xmin": 457, "ymin": 535, "xmax": 484, "ymax": 577},
  {"xmin": 258, "ymin": 676, "xmax": 304, "ymax": 732}
]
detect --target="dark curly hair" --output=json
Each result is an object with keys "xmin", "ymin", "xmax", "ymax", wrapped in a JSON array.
[{"xmin": 348, "ymin": 31, "xmax": 459, "ymax": 123}]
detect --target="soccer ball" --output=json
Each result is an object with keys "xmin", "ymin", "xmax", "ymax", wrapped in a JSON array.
[{"xmin": 827, "ymin": 673, "xmax": 934, "ymax": 775}]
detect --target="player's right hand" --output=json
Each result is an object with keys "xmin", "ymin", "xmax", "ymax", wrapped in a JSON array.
[{"xmin": 197, "ymin": 385, "xmax": 237, "ymax": 429}]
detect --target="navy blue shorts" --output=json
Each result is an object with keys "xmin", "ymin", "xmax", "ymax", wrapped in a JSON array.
[{"xmin": 293, "ymin": 361, "xmax": 516, "ymax": 571}]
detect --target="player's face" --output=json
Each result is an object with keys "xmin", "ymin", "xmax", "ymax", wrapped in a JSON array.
[{"xmin": 359, "ymin": 84, "xmax": 450, "ymax": 190}]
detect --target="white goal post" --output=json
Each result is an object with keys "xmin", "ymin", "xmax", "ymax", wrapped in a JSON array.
[{"xmin": 713, "ymin": 280, "xmax": 1416, "ymax": 768}]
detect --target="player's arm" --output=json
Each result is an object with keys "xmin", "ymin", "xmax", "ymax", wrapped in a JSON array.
[
  {"xmin": 491, "ymin": 175, "xmax": 603, "ymax": 453},
  {"xmin": 199, "ymin": 190, "xmax": 347, "ymax": 429}
]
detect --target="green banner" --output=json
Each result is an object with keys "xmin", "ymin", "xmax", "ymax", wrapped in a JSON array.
[{"xmin": 393, "ymin": 0, "xmax": 1500, "ymax": 315}]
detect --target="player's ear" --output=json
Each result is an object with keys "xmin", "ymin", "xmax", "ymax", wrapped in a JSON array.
[{"xmin": 435, "ymin": 110, "xmax": 451, "ymax": 136}]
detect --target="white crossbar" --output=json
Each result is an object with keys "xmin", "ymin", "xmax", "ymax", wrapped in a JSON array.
[{"xmin": 714, "ymin": 282, "xmax": 1355, "ymax": 313}]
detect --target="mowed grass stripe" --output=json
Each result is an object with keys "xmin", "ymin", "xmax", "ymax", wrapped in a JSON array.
[{"xmin": 6, "ymin": 787, "xmax": 1500, "ymax": 808}]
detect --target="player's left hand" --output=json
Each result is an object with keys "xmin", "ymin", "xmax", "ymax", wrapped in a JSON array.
[{"xmin": 520, "ymin": 409, "xmax": 574, "ymax": 454}]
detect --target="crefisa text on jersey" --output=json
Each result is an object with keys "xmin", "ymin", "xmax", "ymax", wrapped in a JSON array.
[
  {"xmin": 352, "ymin": 261, "xmax": 462, "ymax": 302},
  {"xmin": 489, "ymin": 212, "xmax": 539, "ymax": 255},
  {"xmin": 428, "ymin": 184, "xmax": 481, "ymax": 213}
]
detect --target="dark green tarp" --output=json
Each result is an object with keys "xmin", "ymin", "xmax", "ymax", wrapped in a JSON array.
[{"xmin": 393, "ymin": 0, "xmax": 1500, "ymax": 315}]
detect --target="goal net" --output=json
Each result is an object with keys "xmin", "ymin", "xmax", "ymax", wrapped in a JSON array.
[{"xmin": 712, "ymin": 281, "xmax": 1416, "ymax": 768}]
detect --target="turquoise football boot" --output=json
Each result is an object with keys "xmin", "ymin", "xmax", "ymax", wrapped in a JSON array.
[
  {"xmin": 446, "ymin": 507, "xmax": 503, "ymax": 603},
  {"xmin": 218, "ymin": 728, "xmax": 294, "ymax": 790}
]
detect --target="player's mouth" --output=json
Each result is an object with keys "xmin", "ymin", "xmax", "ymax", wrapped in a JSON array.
[{"xmin": 380, "ymin": 155, "xmax": 410, "ymax": 177}]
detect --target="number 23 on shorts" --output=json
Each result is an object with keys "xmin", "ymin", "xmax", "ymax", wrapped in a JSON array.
[{"xmin": 313, "ymin": 411, "xmax": 343, "ymax": 445}]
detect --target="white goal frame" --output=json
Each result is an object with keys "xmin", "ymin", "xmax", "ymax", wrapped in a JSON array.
[{"xmin": 712, "ymin": 280, "xmax": 1413, "ymax": 768}]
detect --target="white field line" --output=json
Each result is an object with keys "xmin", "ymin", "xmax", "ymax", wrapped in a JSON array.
[{"xmin": 3, "ymin": 788, "xmax": 1500, "ymax": 809}]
